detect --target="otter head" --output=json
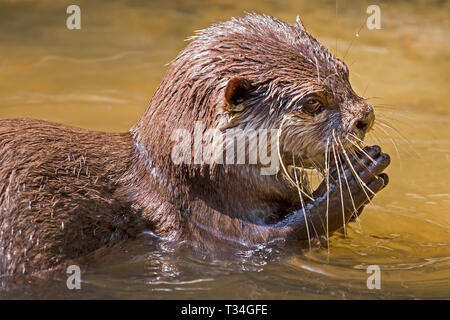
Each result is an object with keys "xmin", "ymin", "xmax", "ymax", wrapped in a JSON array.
[
  {"xmin": 215, "ymin": 14, "xmax": 375, "ymax": 171},
  {"xmin": 134, "ymin": 13, "xmax": 375, "ymax": 203}
]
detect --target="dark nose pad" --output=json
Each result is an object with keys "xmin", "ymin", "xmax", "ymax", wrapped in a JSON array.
[
  {"xmin": 352, "ymin": 109, "xmax": 374, "ymax": 136},
  {"xmin": 355, "ymin": 119, "xmax": 369, "ymax": 133}
]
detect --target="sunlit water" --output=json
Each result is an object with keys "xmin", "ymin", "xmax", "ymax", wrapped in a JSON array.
[{"xmin": 0, "ymin": 0, "xmax": 449, "ymax": 299}]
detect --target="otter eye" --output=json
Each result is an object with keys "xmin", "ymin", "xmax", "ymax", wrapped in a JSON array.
[{"xmin": 303, "ymin": 97, "xmax": 324, "ymax": 114}]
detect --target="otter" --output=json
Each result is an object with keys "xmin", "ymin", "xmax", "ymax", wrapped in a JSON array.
[{"xmin": 0, "ymin": 14, "xmax": 390, "ymax": 278}]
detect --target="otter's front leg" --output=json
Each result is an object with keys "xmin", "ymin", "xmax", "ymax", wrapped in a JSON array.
[
  {"xmin": 304, "ymin": 145, "xmax": 390, "ymax": 237},
  {"xmin": 259, "ymin": 145, "xmax": 390, "ymax": 243}
]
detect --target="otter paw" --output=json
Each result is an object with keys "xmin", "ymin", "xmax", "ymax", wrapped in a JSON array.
[
  {"xmin": 311, "ymin": 145, "xmax": 390, "ymax": 232},
  {"xmin": 341, "ymin": 145, "xmax": 390, "ymax": 209}
]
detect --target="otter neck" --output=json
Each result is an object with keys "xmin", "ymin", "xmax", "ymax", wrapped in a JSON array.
[{"xmin": 128, "ymin": 127, "xmax": 299, "ymax": 222}]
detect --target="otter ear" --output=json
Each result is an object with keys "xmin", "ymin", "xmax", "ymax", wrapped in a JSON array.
[{"xmin": 224, "ymin": 77, "xmax": 252, "ymax": 113}]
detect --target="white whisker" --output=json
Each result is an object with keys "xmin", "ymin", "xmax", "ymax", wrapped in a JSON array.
[
  {"xmin": 292, "ymin": 152, "xmax": 312, "ymax": 251},
  {"xmin": 331, "ymin": 132, "xmax": 346, "ymax": 237}
]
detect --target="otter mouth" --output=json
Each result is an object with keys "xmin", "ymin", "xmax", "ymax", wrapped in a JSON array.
[
  {"xmin": 284, "ymin": 130, "xmax": 367, "ymax": 170},
  {"xmin": 279, "ymin": 132, "xmax": 369, "ymax": 200}
]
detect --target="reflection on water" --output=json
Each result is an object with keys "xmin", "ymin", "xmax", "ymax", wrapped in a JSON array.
[{"xmin": 0, "ymin": 0, "xmax": 449, "ymax": 299}]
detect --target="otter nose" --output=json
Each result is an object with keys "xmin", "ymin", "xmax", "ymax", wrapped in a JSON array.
[
  {"xmin": 355, "ymin": 118, "xmax": 369, "ymax": 133},
  {"xmin": 351, "ymin": 108, "xmax": 374, "ymax": 136}
]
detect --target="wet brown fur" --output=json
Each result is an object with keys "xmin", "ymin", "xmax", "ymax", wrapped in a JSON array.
[{"xmin": 1, "ymin": 14, "xmax": 384, "ymax": 278}]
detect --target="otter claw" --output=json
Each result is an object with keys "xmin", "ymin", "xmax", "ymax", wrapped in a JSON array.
[{"xmin": 378, "ymin": 173, "xmax": 389, "ymax": 186}]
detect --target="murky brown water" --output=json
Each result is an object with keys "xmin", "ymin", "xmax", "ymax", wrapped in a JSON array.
[{"xmin": 0, "ymin": 0, "xmax": 449, "ymax": 299}]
